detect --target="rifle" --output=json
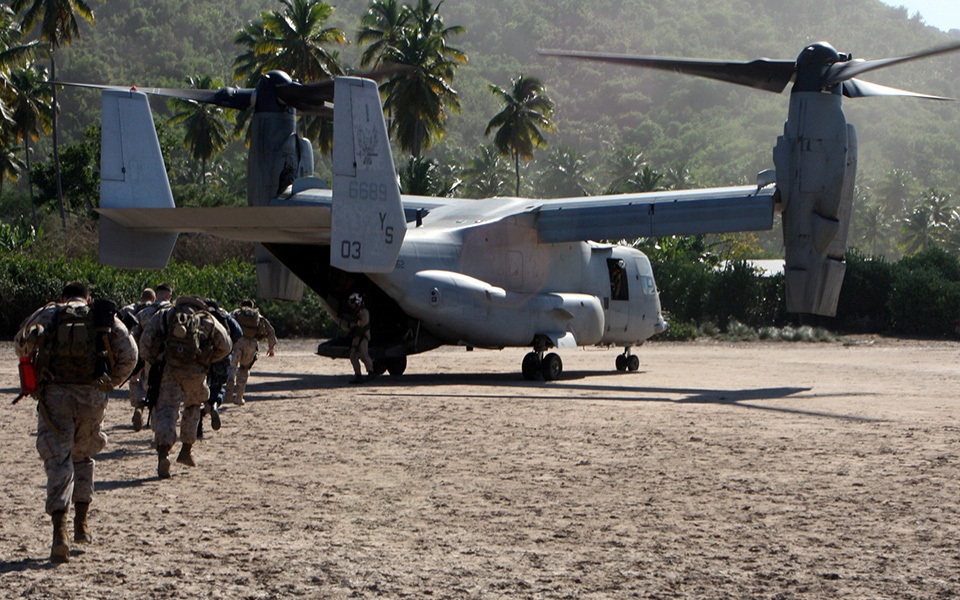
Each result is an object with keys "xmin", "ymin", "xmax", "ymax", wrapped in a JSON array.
[{"xmin": 144, "ymin": 359, "xmax": 165, "ymax": 427}]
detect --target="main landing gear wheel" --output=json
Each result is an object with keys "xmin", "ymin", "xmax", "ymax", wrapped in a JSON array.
[
  {"xmin": 615, "ymin": 354, "xmax": 628, "ymax": 371},
  {"xmin": 541, "ymin": 352, "xmax": 563, "ymax": 381},
  {"xmin": 522, "ymin": 352, "xmax": 541, "ymax": 380},
  {"xmin": 373, "ymin": 357, "xmax": 407, "ymax": 376},
  {"xmin": 522, "ymin": 336, "xmax": 563, "ymax": 381},
  {"xmin": 616, "ymin": 349, "xmax": 641, "ymax": 372}
]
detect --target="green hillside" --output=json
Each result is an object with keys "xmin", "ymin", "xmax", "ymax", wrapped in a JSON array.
[
  {"xmin": 52, "ymin": 0, "xmax": 960, "ymax": 188},
  {"xmin": 46, "ymin": 0, "xmax": 960, "ymax": 208}
]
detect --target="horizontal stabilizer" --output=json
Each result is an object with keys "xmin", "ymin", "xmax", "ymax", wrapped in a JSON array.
[{"xmin": 97, "ymin": 206, "xmax": 332, "ymax": 243}]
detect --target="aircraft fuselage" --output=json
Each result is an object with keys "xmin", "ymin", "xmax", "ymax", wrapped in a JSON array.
[{"xmin": 371, "ymin": 196, "xmax": 667, "ymax": 350}]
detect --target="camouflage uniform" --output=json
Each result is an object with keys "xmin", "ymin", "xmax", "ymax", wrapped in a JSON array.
[
  {"xmin": 225, "ymin": 308, "xmax": 277, "ymax": 406},
  {"xmin": 119, "ymin": 299, "xmax": 155, "ymax": 412},
  {"xmin": 132, "ymin": 300, "xmax": 170, "ymax": 407},
  {"xmin": 14, "ymin": 296, "xmax": 137, "ymax": 553},
  {"xmin": 346, "ymin": 296, "xmax": 374, "ymax": 383},
  {"xmin": 139, "ymin": 300, "xmax": 231, "ymax": 457}
]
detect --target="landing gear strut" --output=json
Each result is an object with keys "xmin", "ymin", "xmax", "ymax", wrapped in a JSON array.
[
  {"xmin": 615, "ymin": 347, "xmax": 640, "ymax": 372},
  {"xmin": 521, "ymin": 336, "xmax": 563, "ymax": 381}
]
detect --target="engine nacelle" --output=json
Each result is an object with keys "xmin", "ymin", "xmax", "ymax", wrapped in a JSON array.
[
  {"xmin": 403, "ymin": 270, "xmax": 604, "ymax": 347},
  {"xmin": 774, "ymin": 91, "xmax": 856, "ymax": 316}
]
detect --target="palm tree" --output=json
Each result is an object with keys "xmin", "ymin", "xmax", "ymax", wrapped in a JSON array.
[
  {"xmin": 875, "ymin": 168, "xmax": 919, "ymax": 219},
  {"xmin": 377, "ymin": 0, "xmax": 466, "ymax": 156},
  {"xmin": 357, "ymin": 0, "xmax": 405, "ymax": 69},
  {"xmin": 604, "ymin": 148, "xmax": 645, "ymax": 194},
  {"xmin": 485, "ymin": 75, "xmax": 555, "ymax": 196},
  {"xmin": 398, "ymin": 155, "xmax": 458, "ymax": 196},
  {"xmin": 0, "ymin": 133, "xmax": 25, "ymax": 195},
  {"xmin": 258, "ymin": 0, "xmax": 346, "ymax": 82},
  {"xmin": 460, "ymin": 145, "xmax": 511, "ymax": 198},
  {"xmin": 664, "ymin": 162, "xmax": 694, "ymax": 191},
  {"xmin": 634, "ymin": 165, "xmax": 666, "ymax": 193},
  {"xmin": 900, "ymin": 203, "xmax": 935, "ymax": 255},
  {"xmin": 0, "ymin": 5, "xmax": 38, "ymax": 126},
  {"xmin": 167, "ymin": 76, "xmax": 234, "ymax": 188},
  {"xmin": 536, "ymin": 146, "xmax": 594, "ymax": 198},
  {"xmin": 852, "ymin": 199, "xmax": 895, "ymax": 257},
  {"xmin": 233, "ymin": 20, "xmax": 272, "ymax": 88},
  {"xmin": 603, "ymin": 148, "xmax": 665, "ymax": 194},
  {"xmin": 10, "ymin": 0, "xmax": 95, "ymax": 227},
  {"xmin": 233, "ymin": 0, "xmax": 345, "ymax": 149},
  {"xmin": 6, "ymin": 61, "xmax": 51, "ymax": 225}
]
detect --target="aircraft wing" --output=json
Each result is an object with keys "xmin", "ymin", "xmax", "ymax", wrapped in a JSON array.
[
  {"xmin": 97, "ymin": 206, "xmax": 332, "ymax": 244},
  {"xmin": 535, "ymin": 184, "xmax": 776, "ymax": 243}
]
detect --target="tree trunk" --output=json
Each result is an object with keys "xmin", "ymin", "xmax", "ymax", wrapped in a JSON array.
[
  {"xmin": 24, "ymin": 139, "xmax": 37, "ymax": 228},
  {"xmin": 50, "ymin": 54, "xmax": 66, "ymax": 229},
  {"xmin": 514, "ymin": 151, "xmax": 520, "ymax": 196},
  {"xmin": 412, "ymin": 118, "xmax": 424, "ymax": 157}
]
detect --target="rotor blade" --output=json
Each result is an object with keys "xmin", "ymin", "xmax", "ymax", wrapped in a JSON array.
[
  {"xmin": 51, "ymin": 81, "xmax": 128, "ymax": 92},
  {"xmin": 134, "ymin": 86, "xmax": 255, "ymax": 110},
  {"xmin": 53, "ymin": 80, "xmax": 255, "ymax": 110},
  {"xmin": 842, "ymin": 78, "xmax": 954, "ymax": 101},
  {"xmin": 539, "ymin": 49, "xmax": 797, "ymax": 93},
  {"xmin": 275, "ymin": 79, "xmax": 335, "ymax": 114},
  {"xmin": 273, "ymin": 64, "xmax": 408, "ymax": 115},
  {"xmin": 825, "ymin": 41, "xmax": 960, "ymax": 86}
]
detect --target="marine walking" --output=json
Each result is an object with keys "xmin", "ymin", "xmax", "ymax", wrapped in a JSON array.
[{"xmin": 14, "ymin": 282, "xmax": 138, "ymax": 563}]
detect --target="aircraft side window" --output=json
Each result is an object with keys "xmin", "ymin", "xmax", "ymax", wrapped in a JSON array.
[
  {"xmin": 641, "ymin": 275, "xmax": 656, "ymax": 295},
  {"xmin": 607, "ymin": 258, "xmax": 629, "ymax": 301}
]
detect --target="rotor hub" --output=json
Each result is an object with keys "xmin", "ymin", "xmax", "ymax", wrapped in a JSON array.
[
  {"xmin": 794, "ymin": 42, "xmax": 850, "ymax": 94},
  {"xmin": 255, "ymin": 71, "xmax": 295, "ymax": 113}
]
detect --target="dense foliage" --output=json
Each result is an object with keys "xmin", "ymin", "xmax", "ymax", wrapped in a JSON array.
[{"xmin": 0, "ymin": 253, "xmax": 334, "ymax": 339}]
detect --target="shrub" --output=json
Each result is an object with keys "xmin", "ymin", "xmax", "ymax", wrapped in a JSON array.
[
  {"xmin": 655, "ymin": 315, "xmax": 698, "ymax": 341},
  {"xmin": 0, "ymin": 254, "xmax": 331, "ymax": 339},
  {"xmin": 835, "ymin": 250, "xmax": 895, "ymax": 333},
  {"xmin": 888, "ymin": 249, "xmax": 960, "ymax": 336}
]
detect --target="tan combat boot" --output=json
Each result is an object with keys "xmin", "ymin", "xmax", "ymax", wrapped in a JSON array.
[
  {"xmin": 74, "ymin": 502, "xmax": 92, "ymax": 543},
  {"xmin": 50, "ymin": 510, "xmax": 70, "ymax": 563},
  {"xmin": 176, "ymin": 443, "xmax": 196, "ymax": 467},
  {"xmin": 157, "ymin": 444, "xmax": 172, "ymax": 479}
]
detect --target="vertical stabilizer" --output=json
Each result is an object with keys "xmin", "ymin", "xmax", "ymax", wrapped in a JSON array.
[
  {"xmin": 331, "ymin": 77, "xmax": 405, "ymax": 273},
  {"xmin": 99, "ymin": 90, "xmax": 177, "ymax": 268}
]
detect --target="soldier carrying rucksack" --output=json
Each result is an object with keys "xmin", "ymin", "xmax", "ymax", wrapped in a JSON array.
[
  {"xmin": 14, "ymin": 282, "xmax": 138, "ymax": 563},
  {"xmin": 119, "ymin": 287, "xmax": 157, "ymax": 431},
  {"xmin": 139, "ymin": 295, "xmax": 232, "ymax": 479},
  {"xmin": 225, "ymin": 299, "xmax": 277, "ymax": 406},
  {"xmin": 197, "ymin": 298, "xmax": 242, "ymax": 440}
]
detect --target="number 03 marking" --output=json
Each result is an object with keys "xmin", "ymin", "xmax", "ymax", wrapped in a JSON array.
[{"xmin": 340, "ymin": 240, "xmax": 362, "ymax": 260}]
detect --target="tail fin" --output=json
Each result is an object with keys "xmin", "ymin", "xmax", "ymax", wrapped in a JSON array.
[
  {"xmin": 99, "ymin": 89, "xmax": 177, "ymax": 269},
  {"xmin": 330, "ymin": 77, "xmax": 405, "ymax": 273}
]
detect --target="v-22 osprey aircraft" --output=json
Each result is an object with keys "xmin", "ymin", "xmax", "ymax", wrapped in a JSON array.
[{"xmin": 83, "ymin": 40, "xmax": 960, "ymax": 380}]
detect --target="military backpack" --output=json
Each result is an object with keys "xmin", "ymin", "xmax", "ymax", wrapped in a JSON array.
[
  {"xmin": 163, "ymin": 297, "xmax": 213, "ymax": 369},
  {"xmin": 34, "ymin": 300, "xmax": 116, "ymax": 388},
  {"xmin": 235, "ymin": 306, "xmax": 261, "ymax": 339}
]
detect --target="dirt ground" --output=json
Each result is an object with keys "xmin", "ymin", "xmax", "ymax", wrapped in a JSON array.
[{"xmin": 1, "ymin": 336, "xmax": 959, "ymax": 599}]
